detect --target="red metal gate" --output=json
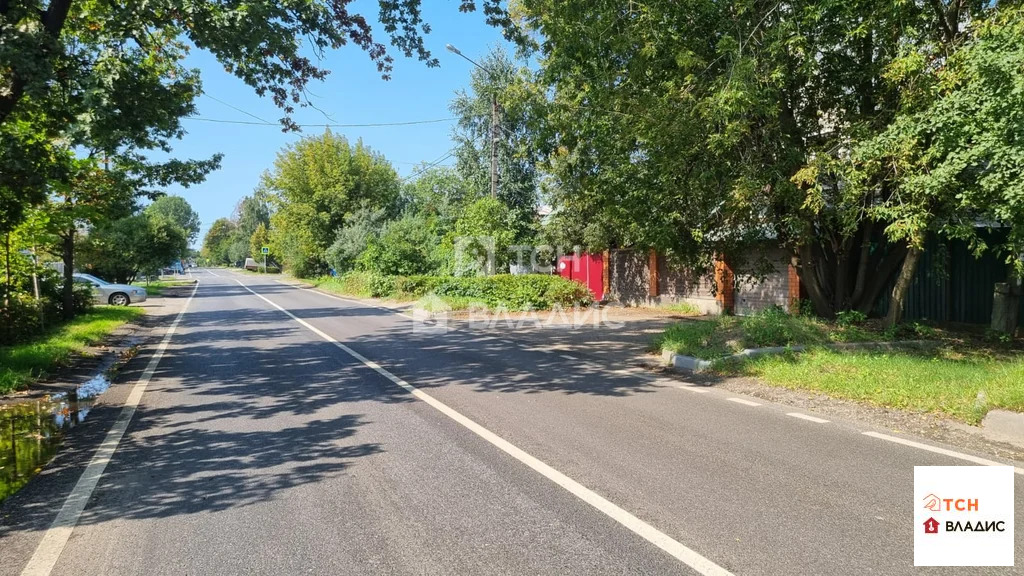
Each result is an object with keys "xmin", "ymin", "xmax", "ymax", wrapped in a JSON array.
[{"xmin": 557, "ymin": 253, "xmax": 604, "ymax": 301}]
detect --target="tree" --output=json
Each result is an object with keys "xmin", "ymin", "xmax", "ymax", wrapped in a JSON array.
[
  {"xmin": 358, "ymin": 214, "xmax": 439, "ymax": 276},
  {"xmin": 840, "ymin": 5, "xmax": 1024, "ymax": 325},
  {"xmin": 79, "ymin": 213, "xmax": 188, "ymax": 283},
  {"xmin": 201, "ymin": 218, "xmax": 238, "ymax": 265},
  {"xmin": 400, "ymin": 166, "xmax": 473, "ymax": 233},
  {"xmin": 450, "ymin": 47, "xmax": 545, "ymax": 244},
  {"xmin": 249, "ymin": 223, "xmax": 271, "ymax": 268},
  {"xmin": 513, "ymin": 0, "xmax": 1011, "ymax": 323},
  {"xmin": 326, "ymin": 207, "xmax": 389, "ymax": 273},
  {"xmin": 0, "ymin": 0, "xmax": 515, "ymax": 242},
  {"xmin": 235, "ymin": 193, "xmax": 272, "ymax": 245},
  {"xmin": 265, "ymin": 132, "xmax": 400, "ymax": 277},
  {"xmin": 146, "ymin": 196, "xmax": 201, "ymax": 244},
  {"xmin": 451, "ymin": 196, "xmax": 517, "ymax": 275}
]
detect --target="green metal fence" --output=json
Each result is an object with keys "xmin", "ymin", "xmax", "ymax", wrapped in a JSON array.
[{"xmin": 874, "ymin": 232, "xmax": 1022, "ymax": 325}]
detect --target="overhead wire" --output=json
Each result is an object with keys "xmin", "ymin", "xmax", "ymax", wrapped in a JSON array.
[{"xmin": 183, "ymin": 117, "xmax": 457, "ymax": 128}]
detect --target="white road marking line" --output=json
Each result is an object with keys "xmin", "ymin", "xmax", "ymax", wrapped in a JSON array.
[
  {"xmin": 676, "ymin": 385, "xmax": 709, "ymax": 394},
  {"xmin": 236, "ymin": 280, "xmax": 732, "ymax": 576},
  {"xmin": 303, "ymin": 285, "xmax": 417, "ymax": 321},
  {"xmin": 21, "ymin": 282, "xmax": 200, "ymax": 576},
  {"xmin": 786, "ymin": 413, "xmax": 829, "ymax": 424},
  {"xmin": 559, "ymin": 354, "xmax": 578, "ymax": 360},
  {"xmin": 205, "ymin": 269, "xmax": 220, "ymax": 277},
  {"xmin": 726, "ymin": 398, "xmax": 761, "ymax": 407},
  {"xmin": 861, "ymin": 432, "xmax": 1024, "ymax": 475}
]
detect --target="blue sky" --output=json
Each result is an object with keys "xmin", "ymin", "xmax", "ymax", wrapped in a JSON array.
[{"xmin": 164, "ymin": 3, "xmax": 515, "ymax": 246}]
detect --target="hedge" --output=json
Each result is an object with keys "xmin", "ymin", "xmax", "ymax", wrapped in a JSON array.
[{"xmin": 322, "ymin": 272, "xmax": 594, "ymax": 310}]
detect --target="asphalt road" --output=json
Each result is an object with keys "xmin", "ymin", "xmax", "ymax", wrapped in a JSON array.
[{"xmin": 3, "ymin": 269, "xmax": 1022, "ymax": 575}]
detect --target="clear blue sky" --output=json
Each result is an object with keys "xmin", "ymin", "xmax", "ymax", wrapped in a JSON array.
[{"xmin": 164, "ymin": 3, "xmax": 515, "ymax": 246}]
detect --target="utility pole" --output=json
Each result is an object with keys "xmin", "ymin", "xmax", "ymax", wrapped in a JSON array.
[
  {"xmin": 490, "ymin": 93, "xmax": 499, "ymax": 198},
  {"xmin": 447, "ymin": 44, "xmax": 500, "ymax": 199}
]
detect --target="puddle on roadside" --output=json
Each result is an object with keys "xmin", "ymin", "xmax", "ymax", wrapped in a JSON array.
[{"xmin": 0, "ymin": 373, "xmax": 111, "ymax": 503}]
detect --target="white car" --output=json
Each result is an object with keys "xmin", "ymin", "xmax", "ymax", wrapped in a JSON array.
[{"xmin": 72, "ymin": 273, "xmax": 148, "ymax": 306}]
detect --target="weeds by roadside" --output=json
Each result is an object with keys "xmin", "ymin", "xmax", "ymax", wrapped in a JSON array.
[
  {"xmin": 0, "ymin": 307, "xmax": 144, "ymax": 394},
  {"xmin": 653, "ymin": 306, "xmax": 1024, "ymax": 424}
]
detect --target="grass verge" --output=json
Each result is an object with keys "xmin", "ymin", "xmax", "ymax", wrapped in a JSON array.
[
  {"xmin": 718, "ymin": 347, "xmax": 1024, "ymax": 424},
  {"xmin": 0, "ymin": 307, "xmax": 144, "ymax": 394},
  {"xmin": 653, "ymin": 307, "xmax": 895, "ymax": 360},
  {"xmin": 133, "ymin": 280, "xmax": 196, "ymax": 297}
]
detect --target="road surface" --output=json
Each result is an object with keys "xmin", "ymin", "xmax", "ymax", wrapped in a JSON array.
[{"xmin": 2, "ymin": 269, "xmax": 1021, "ymax": 574}]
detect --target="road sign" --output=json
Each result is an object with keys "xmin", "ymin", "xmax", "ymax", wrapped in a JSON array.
[{"xmin": 261, "ymin": 246, "xmax": 270, "ymax": 255}]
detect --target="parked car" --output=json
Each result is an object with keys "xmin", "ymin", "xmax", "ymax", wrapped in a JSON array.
[{"xmin": 72, "ymin": 273, "xmax": 147, "ymax": 306}]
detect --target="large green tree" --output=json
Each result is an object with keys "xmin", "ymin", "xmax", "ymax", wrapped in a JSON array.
[
  {"xmin": 514, "ymin": 0, "xmax": 1020, "ymax": 323},
  {"xmin": 266, "ymin": 132, "xmax": 400, "ymax": 277},
  {"xmin": 0, "ymin": 0, "xmax": 515, "ymax": 238},
  {"xmin": 201, "ymin": 218, "xmax": 237, "ymax": 265},
  {"xmin": 146, "ymin": 195, "xmax": 201, "ymax": 244},
  {"xmin": 79, "ymin": 213, "xmax": 188, "ymax": 284}
]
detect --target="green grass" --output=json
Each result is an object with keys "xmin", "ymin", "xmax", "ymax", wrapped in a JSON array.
[
  {"xmin": 0, "ymin": 307, "xmax": 144, "ymax": 394},
  {"xmin": 659, "ymin": 301, "xmax": 703, "ymax": 315},
  {"xmin": 718, "ymin": 347, "xmax": 1024, "ymax": 424},
  {"xmin": 132, "ymin": 280, "xmax": 195, "ymax": 296},
  {"xmin": 653, "ymin": 308, "xmax": 840, "ymax": 360}
]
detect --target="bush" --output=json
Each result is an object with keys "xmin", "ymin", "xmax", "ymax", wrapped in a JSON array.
[
  {"xmin": 835, "ymin": 309, "xmax": 868, "ymax": 326},
  {"xmin": 320, "ymin": 272, "xmax": 593, "ymax": 310},
  {"xmin": 430, "ymin": 275, "xmax": 593, "ymax": 310},
  {"xmin": 357, "ymin": 215, "xmax": 440, "ymax": 277},
  {"xmin": 741, "ymin": 306, "xmax": 825, "ymax": 348}
]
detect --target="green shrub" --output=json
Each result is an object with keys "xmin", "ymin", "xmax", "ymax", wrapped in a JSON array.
[
  {"xmin": 835, "ymin": 309, "xmax": 868, "ymax": 326},
  {"xmin": 653, "ymin": 320, "xmax": 722, "ymax": 357},
  {"xmin": 430, "ymin": 274, "xmax": 593, "ymax": 310},
  {"xmin": 322, "ymin": 272, "xmax": 592, "ymax": 310},
  {"xmin": 741, "ymin": 306, "xmax": 826, "ymax": 348}
]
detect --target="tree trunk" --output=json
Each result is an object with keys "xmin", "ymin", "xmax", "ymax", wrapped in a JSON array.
[
  {"xmin": 885, "ymin": 243, "xmax": 922, "ymax": 328},
  {"xmin": 3, "ymin": 233, "xmax": 10, "ymax": 343},
  {"xmin": 61, "ymin": 231, "xmax": 75, "ymax": 320}
]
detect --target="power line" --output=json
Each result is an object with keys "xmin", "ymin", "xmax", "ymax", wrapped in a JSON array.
[
  {"xmin": 202, "ymin": 93, "xmax": 274, "ymax": 125},
  {"xmin": 401, "ymin": 148, "xmax": 457, "ymax": 182},
  {"xmin": 183, "ymin": 117, "xmax": 456, "ymax": 128}
]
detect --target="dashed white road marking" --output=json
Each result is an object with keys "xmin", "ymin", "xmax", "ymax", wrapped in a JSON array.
[
  {"xmin": 21, "ymin": 283, "xmax": 200, "ymax": 576},
  {"xmin": 235, "ymin": 279, "xmax": 732, "ymax": 576},
  {"xmin": 786, "ymin": 413, "xmax": 829, "ymax": 424},
  {"xmin": 862, "ymin": 432, "xmax": 1024, "ymax": 475},
  {"xmin": 676, "ymin": 385, "xmax": 709, "ymax": 394},
  {"xmin": 727, "ymin": 398, "xmax": 761, "ymax": 407}
]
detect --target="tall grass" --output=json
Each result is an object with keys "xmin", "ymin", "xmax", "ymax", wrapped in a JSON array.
[{"xmin": 0, "ymin": 307, "xmax": 144, "ymax": 393}]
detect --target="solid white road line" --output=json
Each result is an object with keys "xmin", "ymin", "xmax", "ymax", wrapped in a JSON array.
[
  {"xmin": 861, "ymin": 432, "xmax": 1024, "ymax": 475},
  {"xmin": 234, "ymin": 280, "xmax": 732, "ymax": 576},
  {"xmin": 676, "ymin": 385, "xmax": 710, "ymax": 394},
  {"xmin": 786, "ymin": 413, "xmax": 830, "ymax": 424},
  {"xmin": 295, "ymin": 283, "xmax": 417, "ymax": 321},
  {"xmin": 205, "ymin": 269, "xmax": 221, "ymax": 277},
  {"xmin": 726, "ymin": 398, "xmax": 761, "ymax": 407},
  {"xmin": 21, "ymin": 283, "xmax": 200, "ymax": 576}
]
